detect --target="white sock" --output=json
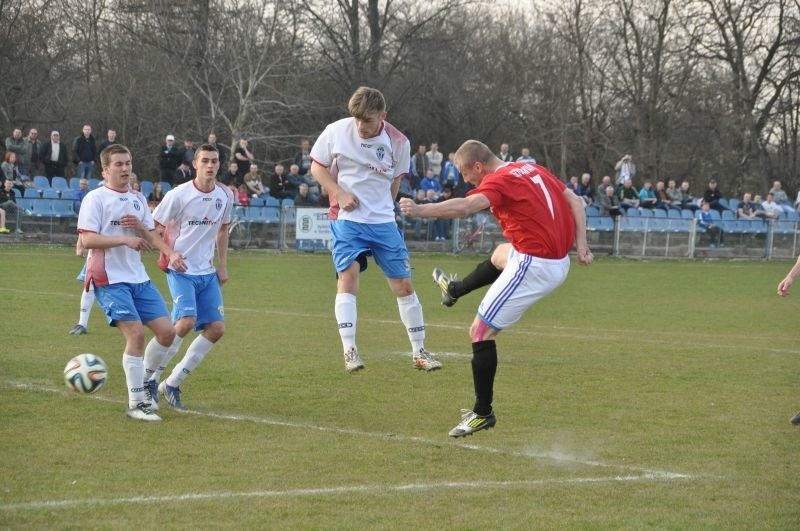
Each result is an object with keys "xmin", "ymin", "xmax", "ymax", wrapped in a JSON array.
[
  {"xmin": 143, "ymin": 337, "xmax": 171, "ymax": 384},
  {"xmin": 166, "ymin": 335, "xmax": 215, "ymax": 388},
  {"xmin": 335, "ymin": 293, "xmax": 357, "ymax": 352},
  {"xmin": 152, "ymin": 335, "xmax": 184, "ymax": 382},
  {"xmin": 78, "ymin": 287, "xmax": 95, "ymax": 328},
  {"xmin": 122, "ymin": 353, "xmax": 145, "ymax": 409},
  {"xmin": 397, "ymin": 292, "xmax": 426, "ymax": 353}
]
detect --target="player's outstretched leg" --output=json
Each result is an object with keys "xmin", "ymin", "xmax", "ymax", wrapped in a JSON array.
[
  {"xmin": 432, "ymin": 268, "xmax": 459, "ymax": 307},
  {"xmin": 432, "ymin": 258, "xmax": 503, "ymax": 308}
]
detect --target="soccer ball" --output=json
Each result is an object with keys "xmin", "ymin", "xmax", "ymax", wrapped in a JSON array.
[{"xmin": 64, "ymin": 354, "xmax": 108, "ymax": 394}]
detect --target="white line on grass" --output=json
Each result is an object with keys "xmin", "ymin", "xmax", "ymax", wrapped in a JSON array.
[
  {"xmin": 0, "ymin": 474, "xmax": 690, "ymax": 511},
  {"xmin": 6, "ymin": 381, "xmax": 692, "ymax": 481}
]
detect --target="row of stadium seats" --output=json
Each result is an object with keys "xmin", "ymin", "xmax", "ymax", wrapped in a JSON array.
[
  {"xmin": 587, "ymin": 215, "xmax": 798, "ymax": 235},
  {"xmin": 585, "ymin": 205, "xmax": 800, "ymax": 222},
  {"xmin": 15, "ymin": 197, "xmax": 77, "ymax": 218}
]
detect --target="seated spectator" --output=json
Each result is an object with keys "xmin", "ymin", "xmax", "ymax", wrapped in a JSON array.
[
  {"xmin": 680, "ymin": 180, "xmax": 700, "ymax": 210},
  {"xmin": 664, "ymin": 179, "xmax": 683, "ymax": 210},
  {"xmin": 655, "ymin": 180, "xmax": 672, "ymax": 210},
  {"xmin": 419, "ymin": 169, "xmax": 442, "ymax": 194},
  {"xmin": 148, "ymin": 182, "xmax": 165, "ymax": 207},
  {"xmin": 294, "ymin": 182, "xmax": 317, "ymax": 206},
  {"xmin": 768, "ymin": 180, "xmax": 794, "ymax": 214},
  {"xmin": 618, "ymin": 178, "xmax": 640, "ymax": 211},
  {"xmin": 702, "ymin": 178, "xmax": 727, "ymax": 212},
  {"xmin": 73, "ymin": 178, "xmax": 90, "ymax": 213},
  {"xmin": 578, "ymin": 173, "xmax": 595, "ymax": 206},
  {"xmin": 761, "ymin": 193, "xmax": 782, "ymax": 219},
  {"xmin": 396, "ymin": 174, "xmax": 414, "ymax": 200},
  {"xmin": 174, "ymin": 160, "xmax": 193, "ymax": 185},
  {"xmin": 220, "ymin": 162, "xmax": 240, "ymax": 187},
  {"xmin": 236, "ymin": 184, "xmax": 250, "ymax": 207},
  {"xmin": 408, "ymin": 188, "xmax": 430, "ymax": 239},
  {"xmin": 269, "ymin": 164, "xmax": 294, "ymax": 200},
  {"xmin": 0, "ymin": 178, "xmax": 24, "ymax": 233},
  {"xmin": 244, "ymin": 164, "xmax": 268, "ymax": 198},
  {"xmin": 595, "ymin": 175, "xmax": 612, "ymax": 199},
  {"xmin": 738, "ymin": 192, "xmax": 766, "ymax": 220},
  {"xmin": 287, "ymin": 163, "xmax": 317, "ymax": 194},
  {"xmin": 316, "ymin": 185, "xmax": 330, "ymax": 208},
  {"xmin": 1, "ymin": 152, "xmax": 32, "ymax": 194},
  {"xmin": 696, "ymin": 201, "xmax": 724, "ymax": 247},
  {"xmin": 599, "ymin": 185, "xmax": 623, "ymax": 217},
  {"xmin": 567, "ymin": 176, "xmax": 580, "ymax": 195},
  {"xmin": 638, "ymin": 179, "xmax": 658, "ymax": 209}
]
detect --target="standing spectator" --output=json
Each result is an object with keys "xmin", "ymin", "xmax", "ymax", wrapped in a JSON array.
[
  {"xmin": 309, "ymin": 86, "xmax": 441, "ymax": 372},
  {"xmin": 147, "ymin": 144, "xmax": 233, "ymax": 411},
  {"xmin": 269, "ymin": 164, "xmax": 293, "ymax": 200},
  {"xmin": 426, "ymin": 142, "xmax": 444, "ymax": 180},
  {"xmin": 696, "ymin": 201, "xmax": 724, "ymax": 247},
  {"xmin": 158, "ymin": 134, "xmax": 182, "ymax": 185},
  {"xmin": 98, "ymin": 129, "xmax": 119, "ymax": 154},
  {"xmin": 614, "ymin": 153, "xmax": 636, "ymax": 186},
  {"xmin": 399, "ymin": 139, "xmax": 592, "ymax": 437},
  {"xmin": 39, "ymin": 131, "xmax": 68, "ymax": 180},
  {"xmin": 5, "ymin": 128, "xmax": 25, "ymax": 172},
  {"xmin": 181, "ymin": 138, "xmax": 196, "ymax": 168},
  {"xmin": 441, "ymin": 152, "xmax": 461, "ymax": 189},
  {"xmin": 72, "ymin": 124, "xmax": 97, "ymax": 180},
  {"xmin": 206, "ymin": 132, "xmax": 227, "ymax": 168},
  {"xmin": 174, "ymin": 160, "xmax": 193, "ymax": 185},
  {"xmin": 21, "ymin": 128, "xmax": 41, "ymax": 177},
  {"xmin": 236, "ymin": 184, "xmax": 250, "ymax": 206},
  {"xmin": 410, "ymin": 144, "xmax": 428, "ymax": 190},
  {"xmin": 244, "ymin": 164, "xmax": 268, "ymax": 198},
  {"xmin": 77, "ymin": 144, "xmax": 181, "ymax": 421},
  {"xmin": 294, "ymin": 138, "xmax": 313, "ymax": 176},
  {"xmin": 516, "ymin": 147, "xmax": 536, "ymax": 163},
  {"xmin": 497, "ymin": 143, "xmax": 513, "ymax": 163},
  {"xmin": 233, "ymin": 138, "xmax": 254, "ymax": 179}
]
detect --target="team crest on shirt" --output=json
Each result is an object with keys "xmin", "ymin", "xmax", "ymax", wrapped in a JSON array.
[
  {"xmin": 132, "ymin": 200, "xmax": 141, "ymax": 211},
  {"xmin": 215, "ymin": 198, "xmax": 223, "ymax": 210},
  {"xmin": 376, "ymin": 146, "xmax": 385, "ymax": 161}
]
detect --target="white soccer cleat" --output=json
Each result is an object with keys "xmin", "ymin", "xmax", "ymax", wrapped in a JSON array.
[
  {"xmin": 344, "ymin": 347, "xmax": 364, "ymax": 372},
  {"xmin": 448, "ymin": 409, "xmax": 496, "ymax": 437},
  {"xmin": 126, "ymin": 402, "xmax": 162, "ymax": 421},
  {"xmin": 413, "ymin": 348, "xmax": 442, "ymax": 371}
]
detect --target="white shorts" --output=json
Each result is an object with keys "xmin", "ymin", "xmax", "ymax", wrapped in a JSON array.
[{"xmin": 477, "ymin": 249, "xmax": 570, "ymax": 330}]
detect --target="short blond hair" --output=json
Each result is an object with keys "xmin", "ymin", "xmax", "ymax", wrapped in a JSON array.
[
  {"xmin": 348, "ymin": 86, "xmax": 386, "ymax": 120},
  {"xmin": 454, "ymin": 140, "xmax": 494, "ymax": 167}
]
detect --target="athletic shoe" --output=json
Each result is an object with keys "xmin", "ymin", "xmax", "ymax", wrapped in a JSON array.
[
  {"xmin": 344, "ymin": 347, "xmax": 364, "ymax": 372},
  {"xmin": 159, "ymin": 381, "xmax": 186, "ymax": 410},
  {"xmin": 791, "ymin": 411, "xmax": 800, "ymax": 425},
  {"xmin": 143, "ymin": 379, "xmax": 159, "ymax": 411},
  {"xmin": 432, "ymin": 268, "xmax": 458, "ymax": 307},
  {"xmin": 126, "ymin": 402, "xmax": 162, "ymax": 421},
  {"xmin": 0, "ymin": 228, "xmax": 8, "ymax": 233},
  {"xmin": 68, "ymin": 324, "xmax": 87, "ymax": 335},
  {"xmin": 448, "ymin": 409, "xmax": 497, "ymax": 437},
  {"xmin": 413, "ymin": 348, "xmax": 442, "ymax": 371}
]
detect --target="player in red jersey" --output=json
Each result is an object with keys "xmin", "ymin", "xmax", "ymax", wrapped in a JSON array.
[{"xmin": 399, "ymin": 139, "xmax": 592, "ymax": 437}]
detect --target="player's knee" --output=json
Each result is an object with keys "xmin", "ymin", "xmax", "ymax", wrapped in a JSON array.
[
  {"xmin": 204, "ymin": 321, "xmax": 225, "ymax": 342},
  {"xmin": 470, "ymin": 318, "xmax": 497, "ymax": 342}
]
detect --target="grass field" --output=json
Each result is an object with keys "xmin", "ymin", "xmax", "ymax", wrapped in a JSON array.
[{"xmin": 1, "ymin": 246, "xmax": 798, "ymax": 529}]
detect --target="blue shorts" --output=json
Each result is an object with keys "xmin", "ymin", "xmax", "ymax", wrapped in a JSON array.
[
  {"xmin": 76, "ymin": 263, "xmax": 87, "ymax": 282},
  {"xmin": 94, "ymin": 281, "xmax": 170, "ymax": 326},
  {"xmin": 330, "ymin": 220, "xmax": 412, "ymax": 279},
  {"xmin": 166, "ymin": 270, "xmax": 224, "ymax": 331}
]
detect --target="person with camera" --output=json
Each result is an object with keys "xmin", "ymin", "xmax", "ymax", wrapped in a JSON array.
[{"xmin": 614, "ymin": 153, "xmax": 636, "ymax": 187}]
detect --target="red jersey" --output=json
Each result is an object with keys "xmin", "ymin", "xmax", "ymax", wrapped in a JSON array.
[{"xmin": 468, "ymin": 162, "xmax": 575, "ymax": 258}]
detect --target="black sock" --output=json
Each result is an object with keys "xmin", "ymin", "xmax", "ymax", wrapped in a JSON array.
[
  {"xmin": 471, "ymin": 340, "xmax": 497, "ymax": 416},
  {"xmin": 451, "ymin": 259, "xmax": 502, "ymax": 298}
]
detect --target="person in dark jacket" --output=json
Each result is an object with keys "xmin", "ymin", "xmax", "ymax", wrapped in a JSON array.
[
  {"xmin": 72, "ymin": 124, "xmax": 97, "ymax": 179},
  {"xmin": 39, "ymin": 130, "xmax": 68, "ymax": 180}
]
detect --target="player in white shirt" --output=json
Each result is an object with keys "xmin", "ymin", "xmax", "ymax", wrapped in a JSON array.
[
  {"xmin": 310, "ymin": 86, "xmax": 441, "ymax": 372},
  {"xmin": 77, "ymin": 144, "xmax": 184, "ymax": 421},
  {"xmin": 146, "ymin": 144, "xmax": 233, "ymax": 410}
]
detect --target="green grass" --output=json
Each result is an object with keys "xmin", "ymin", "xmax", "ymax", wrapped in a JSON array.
[{"xmin": 1, "ymin": 246, "xmax": 799, "ymax": 528}]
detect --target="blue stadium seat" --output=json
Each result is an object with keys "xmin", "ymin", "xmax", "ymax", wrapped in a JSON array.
[
  {"xmin": 69, "ymin": 177, "xmax": 81, "ymax": 190},
  {"xmin": 653, "ymin": 209, "xmax": 667, "ymax": 218},
  {"xmin": 34, "ymin": 176, "xmax": 51, "ymax": 190},
  {"xmin": 52, "ymin": 199, "xmax": 77, "ymax": 218},
  {"xmin": 51, "ymin": 176, "xmax": 69, "ymax": 191},
  {"xmin": 639, "ymin": 208, "xmax": 653, "ymax": 217},
  {"xmin": 60, "ymin": 190, "xmax": 76, "ymax": 200},
  {"xmin": 786, "ymin": 210, "xmax": 799, "ymax": 222},
  {"xmin": 24, "ymin": 188, "xmax": 41, "ymax": 198},
  {"xmin": 728, "ymin": 198, "xmax": 739, "ymax": 212},
  {"xmin": 648, "ymin": 218, "xmax": 670, "ymax": 232},
  {"xmin": 619, "ymin": 216, "xmax": 644, "ymax": 231},
  {"xmin": 140, "ymin": 180, "xmax": 154, "ymax": 198},
  {"xmin": 281, "ymin": 198, "xmax": 295, "ymax": 208},
  {"xmin": 42, "ymin": 189, "xmax": 60, "ymax": 199},
  {"xmin": 709, "ymin": 210, "xmax": 721, "ymax": 221},
  {"xmin": 722, "ymin": 210, "xmax": 735, "ymax": 220},
  {"xmin": 585, "ymin": 206, "xmax": 600, "ymax": 217},
  {"xmin": 625, "ymin": 207, "xmax": 639, "ymax": 217},
  {"xmin": 263, "ymin": 206, "xmax": 281, "ymax": 223},
  {"xmin": 30, "ymin": 198, "xmax": 53, "ymax": 217},
  {"xmin": 16, "ymin": 198, "xmax": 34, "ymax": 214},
  {"xmin": 265, "ymin": 196, "xmax": 280, "ymax": 207},
  {"xmin": 681, "ymin": 209, "xmax": 694, "ymax": 219},
  {"xmin": 250, "ymin": 197, "xmax": 266, "ymax": 207},
  {"xmin": 159, "ymin": 182, "xmax": 172, "ymax": 193},
  {"xmin": 667, "ymin": 209, "xmax": 682, "ymax": 219},
  {"xmin": 89, "ymin": 178, "xmax": 101, "ymax": 189}
]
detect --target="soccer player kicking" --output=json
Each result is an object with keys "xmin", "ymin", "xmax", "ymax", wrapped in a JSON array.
[
  {"xmin": 776, "ymin": 254, "xmax": 800, "ymax": 425},
  {"xmin": 309, "ymin": 86, "xmax": 441, "ymax": 372},
  {"xmin": 400, "ymin": 140, "xmax": 593, "ymax": 437},
  {"xmin": 77, "ymin": 144, "xmax": 184, "ymax": 421},
  {"xmin": 145, "ymin": 144, "xmax": 233, "ymax": 410}
]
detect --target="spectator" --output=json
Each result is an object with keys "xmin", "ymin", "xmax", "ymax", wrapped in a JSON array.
[
  {"xmin": 72, "ymin": 124, "xmax": 97, "ymax": 180},
  {"xmin": 220, "ymin": 162, "xmax": 239, "ymax": 187},
  {"xmin": 599, "ymin": 184, "xmax": 623, "ymax": 217},
  {"xmin": 181, "ymin": 138, "xmax": 196, "ymax": 167},
  {"xmin": 236, "ymin": 184, "xmax": 250, "ymax": 207},
  {"xmin": 664, "ymin": 179, "xmax": 683, "ymax": 210},
  {"xmin": 148, "ymin": 181, "xmax": 165, "ymax": 207},
  {"xmin": 5, "ymin": 128, "xmax": 25, "ymax": 172},
  {"xmin": 432, "ymin": 185, "xmax": 454, "ymax": 241},
  {"xmin": 174, "ymin": 160, "xmax": 193, "ymax": 185},
  {"xmin": 516, "ymin": 147, "xmax": 535, "ymax": 163},
  {"xmin": 409, "ymin": 188, "xmax": 430, "ymax": 239},
  {"xmin": 40, "ymin": 131, "xmax": 68, "ymax": 180},
  {"xmin": 2, "ymin": 152, "xmax": 31, "ymax": 194},
  {"xmin": 294, "ymin": 138, "xmax": 313, "ymax": 176},
  {"xmin": 614, "ymin": 153, "xmax": 636, "ymax": 186},
  {"xmin": 768, "ymin": 180, "xmax": 794, "ymax": 214},
  {"xmin": 98, "ymin": 129, "xmax": 118, "ymax": 153},
  {"xmin": 595, "ymin": 175, "xmax": 612, "ymax": 198},
  {"xmin": 410, "ymin": 144, "xmax": 428, "ymax": 190},
  {"xmin": 158, "ymin": 134, "xmax": 182, "ymax": 184},
  {"xmin": 131, "ymin": 180, "xmax": 142, "ymax": 193},
  {"xmin": 738, "ymin": 192, "xmax": 766, "ymax": 220},
  {"xmin": 655, "ymin": 180, "xmax": 671, "ymax": 210},
  {"xmin": 316, "ymin": 185, "xmax": 330, "ymax": 208},
  {"xmin": 21, "ymin": 128, "xmax": 41, "ymax": 177},
  {"xmin": 294, "ymin": 182, "xmax": 317, "ymax": 206},
  {"xmin": 618, "ymin": 177, "xmax": 640, "ymax": 211},
  {"xmin": 578, "ymin": 173, "xmax": 595, "ymax": 206},
  {"xmin": 73, "ymin": 178, "xmax": 90, "ymax": 213},
  {"xmin": 696, "ymin": 201, "xmax": 724, "ymax": 247},
  {"xmin": 287, "ymin": 163, "xmax": 314, "ymax": 192},
  {"xmin": 233, "ymin": 138, "xmax": 254, "ymax": 179},
  {"xmin": 0, "ymin": 178, "xmax": 24, "ymax": 232},
  {"xmin": 441, "ymin": 152, "xmax": 461, "ymax": 189},
  {"xmin": 206, "ymin": 132, "xmax": 227, "ymax": 168},
  {"xmin": 396, "ymin": 173, "xmax": 414, "ymax": 200},
  {"xmin": 497, "ymin": 143, "xmax": 513, "ymax": 163},
  {"xmin": 761, "ymin": 193, "xmax": 782, "ymax": 219},
  {"xmin": 638, "ymin": 179, "xmax": 658, "ymax": 210},
  {"xmin": 244, "ymin": 164, "xmax": 268, "ymax": 198},
  {"xmin": 679, "ymin": 180, "xmax": 699, "ymax": 211},
  {"xmin": 420, "ymin": 168, "xmax": 442, "ymax": 194},
  {"xmin": 269, "ymin": 164, "xmax": 293, "ymax": 200},
  {"xmin": 567, "ymin": 176, "xmax": 580, "ymax": 195},
  {"xmin": 426, "ymin": 142, "xmax": 443, "ymax": 179},
  {"xmin": 702, "ymin": 178, "xmax": 726, "ymax": 212}
]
